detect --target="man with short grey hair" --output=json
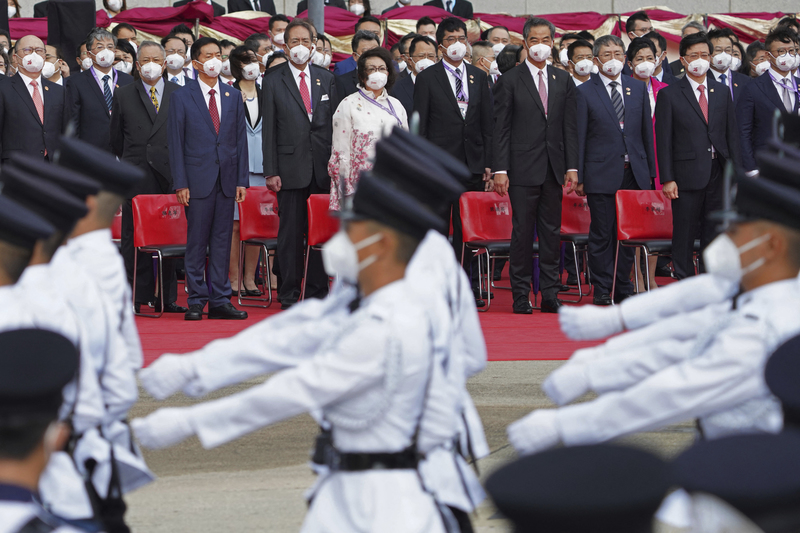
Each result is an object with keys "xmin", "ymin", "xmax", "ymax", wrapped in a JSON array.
[
  {"xmin": 670, "ymin": 21, "xmax": 707, "ymax": 75},
  {"xmin": 111, "ymin": 40, "xmax": 185, "ymax": 315},
  {"xmin": 69, "ymin": 28, "xmax": 134, "ymax": 152}
]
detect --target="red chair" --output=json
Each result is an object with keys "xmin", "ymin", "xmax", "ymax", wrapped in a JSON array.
[
  {"xmin": 560, "ymin": 191, "xmax": 592, "ymax": 302},
  {"xmin": 613, "ymin": 190, "xmax": 673, "ymax": 298},
  {"xmin": 301, "ymin": 194, "xmax": 339, "ymax": 300},
  {"xmin": 237, "ymin": 187, "xmax": 279, "ymax": 308},
  {"xmin": 111, "ymin": 206, "xmax": 122, "ymax": 245},
  {"xmin": 459, "ymin": 192, "xmax": 513, "ymax": 311},
  {"xmin": 132, "ymin": 195, "xmax": 189, "ymax": 318}
]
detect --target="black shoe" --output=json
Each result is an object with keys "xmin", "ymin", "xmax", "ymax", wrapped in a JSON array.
[
  {"xmin": 184, "ymin": 304, "xmax": 204, "ymax": 321},
  {"xmin": 492, "ymin": 272, "xmax": 502, "ymax": 282},
  {"xmin": 513, "ymin": 297, "xmax": 533, "ymax": 314},
  {"xmin": 558, "ymin": 284, "xmax": 571, "ymax": 292},
  {"xmin": 164, "ymin": 302, "xmax": 188, "ymax": 313},
  {"xmin": 243, "ymin": 287, "xmax": 263, "ymax": 297},
  {"xmin": 229, "ymin": 290, "xmax": 239, "ymax": 299},
  {"xmin": 566, "ymin": 275, "xmax": 579, "ymax": 286},
  {"xmin": 280, "ymin": 301, "xmax": 296, "ymax": 310},
  {"xmin": 473, "ymin": 288, "xmax": 495, "ymax": 300},
  {"xmin": 208, "ymin": 302, "xmax": 248, "ymax": 319},
  {"xmin": 540, "ymin": 298, "xmax": 563, "ymax": 313},
  {"xmin": 475, "ymin": 297, "xmax": 486, "ymax": 308},
  {"xmin": 593, "ymin": 293, "xmax": 613, "ymax": 306},
  {"xmin": 614, "ymin": 292, "xmax": 633, "ymax": 304}
]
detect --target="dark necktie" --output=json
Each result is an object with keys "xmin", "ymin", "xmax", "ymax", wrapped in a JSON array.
[
  {"xmin": 719, "ymin": 73, "xmax": 727, "ymax": 86},
  {"xmin": 454, "ymin": 67, "xmax": 466, "ymax": 101},
  {"xmin": 171, "ymin": 76, "xmax": 179, "ymax": 84},
  {"xmin": 609, "ymin": 81, "xmax": 624, "ymax": 124},
  {"xmin": 208, "ymin": 88, "xmax": 220, "ymax": 134},
  {"xmin": 102, "ymin": 74, "xmax": 113, "ymax": 113},
  {"xmin": 446, "ymin": 0, "xmax": 452, "ymax": 11}
]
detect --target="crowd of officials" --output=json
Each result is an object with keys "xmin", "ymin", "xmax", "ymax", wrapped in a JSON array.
[{"xmin": 2, "ymin": 4, "xmax": 800, "ymax": 533}]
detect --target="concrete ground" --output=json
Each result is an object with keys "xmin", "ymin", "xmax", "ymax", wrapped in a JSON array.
[{"xmin": 125, "ymin": 360, "xmax": 698, "ymax": 532}]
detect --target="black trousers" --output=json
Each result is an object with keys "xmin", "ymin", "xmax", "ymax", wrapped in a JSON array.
[
  {"xmin": 671, "ymin": 158, "xmax": 723, "ymax": 279},
  {"xmin": 121, "ymin": 197, "xmax": 178, "ymax": 305},
  {"xmin": 452, "ymin": 174, "xmax": 485, "ymax": 286},
  {"xmin": 276, "ymin": 181, "xmax": 329, "ymax": 303},
  {"xmin": 586, "ymin": 165, "xmax": 640, "ymax": 297},
  {"xmin": 508, "ymin": 166, "xmax": 562, "ymax": 301}
]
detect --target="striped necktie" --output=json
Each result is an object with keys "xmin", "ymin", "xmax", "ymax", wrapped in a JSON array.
[
  {"xmin": 609, "ymin": 81, "xmax": 624, "ymax": 124},
  {"xmin": 102, "ymin": 74, "xmax": 113, "ymax": 113}
]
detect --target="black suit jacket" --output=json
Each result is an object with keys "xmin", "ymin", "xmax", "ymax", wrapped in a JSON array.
[
  {"xmin": 110, "ymin": 81, "xmax": 179, "ymax": 197},
  {"xmin": 710, "ymin": 69, "xmax": 749, "ymax": 102},
  {"xmin": 493, "ymin": 62, "xmax": 578, "ymax": 186},
  {"xmin": 414, "ymin": 61, "xmax": 492, "ymax": 175},
  {"xmin": 227, "ymin": 0, "xmax": 275, "ymax": 13},
  {"xmin": 390, "ymin": 73, "xmax": 414, "ymax": 118},
  {"xmin": 382, "ymin": 2, "xmax": 402, "ymax": 13},
  {"xmin": 335, "ymin": 69, "xmax": 359, "ymax": 108},
  {"xmin": 173, "ymin": 0, "xmax": 225, "ymax": 15},
  {"xmin": 33, "ymin": 0, "xmax": 47, "ymax": 17},
  {"xmin": 262, "ymin": 63, "xmax": 336, "ymax": 190},
  {"xmin": 670, "ymin": 58, "xmax": 685, "ymax": 77},
  {"xmin": 0, "ymin": 74, "xmax": 68, "ymax": 162},
  {"xmin": 67, "ymin": 68, "xmax": 134, "ymax": 152},
  {"xmin": 658, "ymin": 67, "xmax": 679, "ymax": 86},
  {"xmin": 296, "ymin": 0, "xmax": 345, "ymax": 14},
  {"xmin": 423, "ymin": 0, "xmax": 473, "ymax": 18},
  {"xmin": 655, "ymin": 76, "xmax": 741, "ymax": 191}
]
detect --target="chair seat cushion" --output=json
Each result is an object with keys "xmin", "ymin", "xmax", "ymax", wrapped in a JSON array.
[
  {"xmin": 137, "ymin": 244, "xmax": 187, "ymax": 258},
  {"xmin": 620, "ymin": 239, "xmax": 672, "ymax": 254},
  {"xmin": 244, "ymin": 238, "xmax": 278, "ymax": 250},
  {"xmin": 465, "ymin": 240, "xmax": 511, "ymax": 254},
  {"xmin": 561, "ymin": 234, "xmax": 588, "ymax": 245}
]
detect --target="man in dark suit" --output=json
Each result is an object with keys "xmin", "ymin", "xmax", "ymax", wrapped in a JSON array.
[
  {"xmin": 296, "ymin": 0, "xmax": 345, "ymax": 14},
  {"xmin": 32, "ymin": 1, "xmax": 47, "ymax": 17},
  {"xmin": 708, "ymin": 28, "xmax": 750, "ymax": 102},
  {"xmin": 391, "ymin": 36, "xmax": 436, "ymax": 116},
  {"xmin": 335, "ymin": 30, "xmax": 379, "ymax": 104},
  {"xmin": 655, "ymin": 32, "xmax": 741, "ymax": 280},
  {"xmin": 168, "ymin": 36, "xmax": 249, "ymax": 320},
  {"xmin": 173, "ymin": 0, "xmax": 226, "ymax": 16},
  {"xmin": 262, "ymin": 19, "xmax": 336, "ymax": 308},
  {"xmin": 332, "ymin": 16, "xmax": 382, "ymax": 77},
  {"xmin": 0, "ymin": 35, "xmax": 67, "ymax": 163},
  {"xmin": 737, "ymin": 27, "xmax": 799, "ymax": 174},
  {"xmin": 576, "ymin": 35, "xmax": 656, "ymax": 305},
  {"xmin": 227, "ymin": 0, "xmax": 275, "ymax": 13},
  {"xmin": 111, "ymin": 41, "xmax": 187, "ymax": 314},
  {"xmin": 493, "ymin": 17, "xmax": 579, "ymax": 314},
  {"xmin": 68, "ymin": 28, "xmax": 134, "ymax": 152},
  {"xmin": 670, "ymin": 21, "xmax": 705, "ymax": 77},
  {"xmin": 414, "ymin": 17, "xmax": 492, "ymax": 302},
  {"xmin": 423, "ymin": 0, "xmax": 472, "ymax": 18},
  {"xmin": 647, "ymin": 31, "xmax": 679, "ymax": 85}
]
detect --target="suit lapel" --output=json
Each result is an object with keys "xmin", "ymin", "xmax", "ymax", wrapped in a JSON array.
[
  {"xmin": 464, "ymin": 64, "xmax": 480, "ymax": 118},
  {"xmin": 282, "ymin": 66, "xmax": 309, "ymax": 115},
  {"xmin": 593, "ymin": 75, "xmax": 620, "ymax": 130},
  {"xmin": 86, "ymin": 68, "xmax": 112, "ymax": 117},
  {"xmin": 518, "ymin": 62, "xmax": 546, "ymax": 117},
  {"xmin": 757, "ymin": 71, "xmax": 790, "ymax": 111},
  {"xmin": 310, "ymin": 67, "xmax": 323, "ymax": 117},
  {"xmin": 189, "ymin": 81, "xmax": 218, "ymax": 136},
  {"xmin": 433, "ymin": 62, "xmax": 462, "ymax": 118},
  {"xmin": 11, "ymin": 75, "xmax": 42, "ymax": 124},
  {"xmin": 135, "ymin": 82, "xmax": 158, "ymax": 124},
  {"xmin": 679, "ymin": 76, "xmax": 707, "ymax": 124},
  {"xmin": 151, "ymin": 82, "xmax": 176, "ymax": 137}
]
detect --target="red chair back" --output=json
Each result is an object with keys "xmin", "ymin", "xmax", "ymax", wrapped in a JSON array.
[
  {"xmin": 561, "ymin": 192, "xmax": 591, "ymax": 235},
  {"xmin": 307, "ymin": 194, "xmax": 339, "ymax": 247},
  {"xmin": 238, "ymin": 187, "xmax": 279, "ymax": 241},
  {"xmin": 131, "ymin": 194, "xmax": 188, "ymax": 248},
  {"xmin": 459, "ymin": 192, "xmax": 513, "ymax": 242},
  {"xmin": 615, "ymin": 190, "xmax": 673, "ymax": 241},
  {"xmin": 111, "ymin": 206, "xmax": 122, "ymax": 241}
]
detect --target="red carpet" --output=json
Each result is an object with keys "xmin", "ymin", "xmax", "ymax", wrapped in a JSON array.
[{"xmin": 136, "ymin": 273, "xmax": 673, "ymax": 367}]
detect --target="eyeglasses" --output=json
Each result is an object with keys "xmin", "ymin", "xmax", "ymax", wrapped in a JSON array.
[
  {"xmin": 598, "ymin": 51, "xmax": 625, "ymax": 60},
  {"xmin": 442, "ymin": 35, "xmax": 467, "ymax": 45},
  {"xmin": 684, "ymin": 52, "xmax": 710, "ymax": 61},
  {"xmin": 772, "ymin": 47, "xmax": 797, "ymax": 56},
  {"xmin": 287, "ymin": 38, "xmax": 313, "ymax": 47},
  {"xmin": 365, "ymin": 66, "xmax": 388, "ymax": 74},
  {"xmin": 92, "ymin": 43, "xmax": 115, "ymax": 52},
  {"xmin": 713, "ymin": 46, "xmax": 733, "ymax": 54},
  {"xmin": 18, "ymin": 47, "xmax": 45, "ymax": 56},
  {"xmin": 412, "ymin": 53, "xmax": 437, "ymax": 60}
]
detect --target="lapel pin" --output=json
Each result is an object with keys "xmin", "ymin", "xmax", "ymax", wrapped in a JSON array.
[
  {"xmin": 115, "ymin": 84, "xmax": 119, "ymax": 88},
  {"xmin": 710, "ymin": 88, "xmax": 714, "ymax": 92},
  {"xmin": 44, "ymin": 86, "xmax": 49, "ymax": 91},
  {"xmin": 469, "ymin": 80, "xmax": 474, "ymax": 84},
  {"xmin": 225, "ymin": 92, "xmax": 230, "ymax": 97},
  {"xmin": 552, "ymin": 74, "xmax": 556, "ymax": 79},
  {"xmin": 316, "ymin": 79, "xmax": 321, "ymax": 85},
  {"xmin": 469, "ymin": 74, "xmax": 474, "ymax": 78},
  {"xmin": 734, "ymin": 83, "xmax": 739, "ymax": 87}
]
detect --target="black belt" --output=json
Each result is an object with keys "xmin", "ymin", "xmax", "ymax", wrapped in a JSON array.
[{"xmin": 312, "ymin": 428, "xmax": 420, "ymax": 472}]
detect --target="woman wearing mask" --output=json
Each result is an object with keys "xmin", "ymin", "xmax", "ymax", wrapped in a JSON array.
[
  {"xmin": 104, "ymin": 0, "xmax": 126, "ymax": 16},
  {"xmin": 6, "ymin": 0, "xmax": 19, "ymax": 18},
  {"xmin": 348, "ymin": 0, "xmax": 370, "ymax": 16},
  {"xmin": 746, "ymin": 40, "xmax": 769, "ymax": 78},
  {"xmin": 114, "ymin": 39, "xmax": 136, "ymax": 76},
  {"xmin": 328, "ymin": 47, "xmax": 407, "ymax": 210},
  {"xmin": 0, "ymin": 50, "xmax": 8, "ymax": 76},
  {"xmin": 733, "ymin": 41, "xmax": 749, "ymax": 76},
  {"xmin": 228, "ymin": 45, "xmax": 266, "ymax": 297}
]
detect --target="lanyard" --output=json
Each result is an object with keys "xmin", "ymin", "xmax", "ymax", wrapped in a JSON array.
[
  {"xmin": 769, "ymin": 70, "xmax": 800, "ymax": 97},
  {"xmin": 441, "ymin": 62, "xmax": 469, "ymax": 102},
  {"xmin": 358, "ymin": 90, "xmax": 403, "ymax": 127}
]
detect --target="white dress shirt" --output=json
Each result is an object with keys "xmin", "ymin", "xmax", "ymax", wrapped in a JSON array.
[
  {"xmin": 769, "ymin": 66, "xmax": 796, "ymax": 111},
  {"xmin": 168, "ymin": 70, "xmax": 187, "ymax": 86},
  {"xmin": 687, "ymin": 75, "xmax": 715, "ymax": 153},
  {"xmin": 600, "ymin": 74, "xmax": 628, "ymax": 160},
  {"xmin": 288, "ymin": 61, "xmax": 313, "ymax": 121},
  {"xmin": 53, "ymin": 76, "xmax": 63, "ymax": 86},
  {"xmin": 444, "ymin": 0, "xmax": 457, "ymax": 11},
  {"xmin": 443, "ymin": 60, "xmax": 469, "ymax": 101},
  {"xmin": 711, "ymin": 67, "xmax": 731, "ymax": 86},
  {"xmin": 653, "ymin": 68, "xmax": 664, "ymax": 82},
  {"xmin": 91, "ymin": 66, "xmax": 117, "ymax": 96},
  {"xmin": 21, "ymin": 73, "xmax": 43, "ymax": 100},
  {"xmin": 572, "ymin": 76, "xmax": 584, "ymax": 86},
  {"xmin": 199, "ymin": 79, "xmax": 222, "ymax": 124}
]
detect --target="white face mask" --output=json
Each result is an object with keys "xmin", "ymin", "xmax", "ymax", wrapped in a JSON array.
[
  {"xmin": 199, "ymin": 57, "xmax": 222, "ymax": 77},
  {"xmin": 445, "ymin": 41, "xmax": 467, "ymax": 62},
  {"xmin": 489, "ymin": 60, "xmax": 500, "ymax": 76},
  {"xmin": 528, "ymin": 43, "xmax": 551, "ymax": 63},
  {"xmin": 272, "ymin": 32, "xmax": 285, "ymax": 46},
  {"xmin": 414, "ymin": 58, "xmax": 434, "ymax": 73},
  {"xmin": 41, "ymin": 61, "xmax": 56, "ymax": 78},
  {"xmin": 685, "ymin": 57, "xmax": 710, "ymax": 77},
  {"xmin": 730, "ymin": 56, "xmax": 742, "ymax": 71},
  {"xmin": 242, "ymin": 62, "xmax": 260, "ymax": 80},
  {"xmin": 107, "ymin": 0, "xmax": 122, "ymax": 10},
  {"xmin": 322, "ymin": 230, "xmax": 383, "ymax": 284},
  {"xmin": 634, "ymin": 60, "xmax": 655, "ymax": 79},
  {"xmin": 221, "ymin": 59, "xmax": 232, "ymax": 76},
  {"xmin": 712, "ymin": 51, "xmax": 732, "ymax": 71},
  {"xmin": 93, "ymin": 48, "xmax": 115, "ymax": 68},
  {"xmin": 165, "ymin": 53, "xmax": 184, "ymax": 70},
  {"xmin": 399, "ymin": 0, "xmax": 411, "ymax": 4},
  {"xmin": 365, "ymin": 71, "xmax": 387, "ymax": 90},
  {"xmin": 288, "ymin": 44, "xmax": 311, "ymax": 65},
  {"xmin": 129, "ymin": 41, "xmax": 138, "ymax": 53},
  {"xmin": 559, "ymin": 48, "xmax": 569, "ymax": 67},
  {"xmin": 7, "ymin": 6, "xmax": 15, "ymax": 17},
  {"xmin": 703, "ymin": 233, "xmax": 771, "ymax": 283},
  {"xmin": 793, "ymin": 53, "xmax": 800, "ymax": 70},
  {"xmin": 81, "ymin": 56, "xmax": 93, "ymax": 71},
  {"xmin": 349, "ymin": 3, "xmax": 365, "ymax": 15},
  {"xmin": 492, "ymin": 43, "xmax": 505, "ymax": 56},
  {"xmin": 396, "ymin": 60, "xmax": 407, "ymax": 72},
  {"xmin": 140, "ymin": 61, "xmax": 163, "ymax": 80},
  {"xmin": 260, "ymin": 50, "xmax": 274, "ymax": 66},
  {"xmin": 573, "ymin": 58, "xmax": 593, "ymax": 76},
  {"xmin": 184, "ymin": 55, "xmax": 192, "ymax": 65},
  {"xmin": 591, "ymin": 63, "xmax": 599, "ymax": 74},
  {"xmin": 771, "ymin": 52, "xmax": 795, "ymax": 73},
  {"xmin": 600, "ymin": 58, "xmax": 624, "ymax": 77},
  {"xmin": 19, "ymin": 52, "xmax": 44, "ymax": 73},
  {"xmin": 311, "ymin": 50, "xmax": 328, "ymax": 68},
  {"xmin": 114, "ymin": 60, "xmax": 132, "ymax": 74},
  {"xmin": 755, "ymin": 61, "xmax": 770, "ymax": 76}
]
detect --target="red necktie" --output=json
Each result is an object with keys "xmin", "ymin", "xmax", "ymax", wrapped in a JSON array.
[
  {"xmin": 227, "ymin": 80, "xmax": 234, "ymax": 86},
  {"xmin": 538, "ymin": 70, "xmax": 548, "ymax": 116},
  {"xmin": 208, "ymin": 88, "xmax": 220, "ymax": 135},
  {"xmin": 698, "ymin": 85, "xmax": 708, "ymax": 123},
  {"xmin": 299, "ymin": 72, "xmax": 312, "ymax": 115},
  {"xmin": 31, "ymin": 80, "xmax": 44, "ymax": 123}
]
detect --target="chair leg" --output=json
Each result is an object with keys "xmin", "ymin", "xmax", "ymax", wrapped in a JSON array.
[
  {"xmin": 484, "ymin": 250, "xmax": 493, "ymax": 311},
  {"xmin": 132, "ymin": 249, "xmax": 139, "ymax": 315},
  {"xmin": 644, "ymin": 250, "xmax": 652, "ymax": 292},
  {"xmin": 300, "ymin": 245, "xmax": 311, "ymax": 301},
  {"xmin": 133, "ymin": 249, "xmax": 165, "ymax": 318},
  {"xmin": 572, "ymin": 242, "xmax": 583, "ymax": 303},
  {"xmin": 155, "ymin": 251, "xmax": 165, "ymax": 318},
  {"xmin": 237, "ymin": 241, "xmax": 245, "ymax": 307},
  {"xmin": 611, "ymin": 242, "xmax": 621, "ymax": 305},
  {"xmin": 633, "ymin": 251, "xmax": 641, "ymax": 295}
]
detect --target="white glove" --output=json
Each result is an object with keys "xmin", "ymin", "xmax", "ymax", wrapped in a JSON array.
[
  {"xmin": 138, "ymin": 354, "xmax": 197, "ymax": 400},
  {"xmin": 507, "ymin": 410, "xmax": 561, "ymax": 456},
  {"xmin": 542, "ymin": 363, "xmax": 589, "ymax": 406},
  {"xmin": 569, "ymin": 345, "xmax": 605, "ymax": 364},
  {"xmin": 558, "ymin": 304, "xmax": 624, "ymax": 340},
  {"xmin": 131, "ymin": 408, "xmax": 195, "ymax": 449}
]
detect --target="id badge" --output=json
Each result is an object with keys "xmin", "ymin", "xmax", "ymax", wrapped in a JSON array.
[{"xmin": 458, "ymin": 101, "xmax": 468, "ymax": 119}]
